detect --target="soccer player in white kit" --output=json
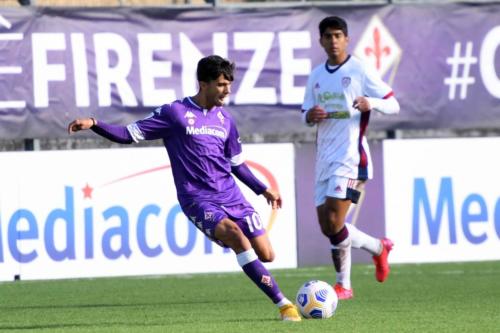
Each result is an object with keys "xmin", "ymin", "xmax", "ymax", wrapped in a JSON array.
[{"xmin": 302, "ymin": 16, "xmax": 400, "ymax": 299}]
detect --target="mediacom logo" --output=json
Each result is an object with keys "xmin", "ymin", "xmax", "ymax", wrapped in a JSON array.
[
  {"xmin": 185, "ymin": 125, "xmax": 227, "ymax": 139},
  {"xmin": 0, "ymin": 160, "xmax": 278, "ymax": 265},
  {"xmin": 0, "ymin": 185, "xmax": 230, "ymax": 264},
  {"xmin": 0, "ymin": 146, "xmax": 296, "ymax": 280}
]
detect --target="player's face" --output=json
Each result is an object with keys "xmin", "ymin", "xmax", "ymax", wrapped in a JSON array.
[
  {"xmin": 201, "ymin": 74, "xmax": 232, "ymax": 108},
  {"xmin": 320, "ymin": 28, "xmax": 349, "ymax": 64}
]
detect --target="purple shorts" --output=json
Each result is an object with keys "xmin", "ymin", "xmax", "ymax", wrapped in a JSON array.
[{"xmin": 182, "ymin": 201, "xmax": 266, "ymax": 248}]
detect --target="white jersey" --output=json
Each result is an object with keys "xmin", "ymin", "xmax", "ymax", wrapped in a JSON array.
[{"xmin": 302, "ymin": 55, "xmax": 393, "ymax": 182}]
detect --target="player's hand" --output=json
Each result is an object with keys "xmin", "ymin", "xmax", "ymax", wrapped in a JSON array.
[
  {"xmin": 262, "ymin": 188, "xmax": 282, "ymax": 210},
  {"xmin": 352, "ymin": 97, "xmax": 371, "ymax": 112},
  {"xmin": 68, "ymin": 118, "xmax": 95, "ymax": 134},
  {"xmin": 306, "ymin": 105, "xmax": 327, "ymax": 124}
]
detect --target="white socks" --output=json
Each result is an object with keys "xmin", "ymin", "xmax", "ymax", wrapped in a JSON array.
[
  {"xmin": 331, "ymin": 237, "xmax": 352, "ymax": 290},
  {"xmin": 236, "ymin": 249, "xmax": 258, "ymax": 267},
  {"xmin": 346, "ymin": 223, "xmax": 382, "ymax": 256},
  {"xmin": 276, "ymin": 298, "xmax": 292, "ymax": 308}
]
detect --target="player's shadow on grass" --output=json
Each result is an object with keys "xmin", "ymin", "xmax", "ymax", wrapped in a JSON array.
[
  {"xmin": 0, "ymin": 296, "xmax": 264, "ymax": 311},
  {"xmin": 0, "ymin": 314, "xmax": 276, "ymax": 330},
  {"xmin": 0, "ymin": 322, "xmax": 146, "ymax": 331}
]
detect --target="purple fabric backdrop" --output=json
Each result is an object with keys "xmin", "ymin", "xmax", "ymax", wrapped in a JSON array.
[{"xmin": 0, "ymin": 4, "xmax": 499, "ymax": 138}]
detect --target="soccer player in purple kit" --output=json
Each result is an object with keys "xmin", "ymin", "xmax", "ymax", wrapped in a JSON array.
[{"xmin": 68, "ymin": 55, "xmax": 301, "ymax": 322}]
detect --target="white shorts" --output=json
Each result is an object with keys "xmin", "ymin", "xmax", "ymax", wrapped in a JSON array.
[{"xmin": 314, "ymin": 176, "xmax": 365, "ymax": 207}]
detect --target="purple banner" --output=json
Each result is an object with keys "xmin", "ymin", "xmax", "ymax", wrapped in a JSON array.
[{"xmin": 0, "ymin": 5, "xmax": 499, "ymax": 139}]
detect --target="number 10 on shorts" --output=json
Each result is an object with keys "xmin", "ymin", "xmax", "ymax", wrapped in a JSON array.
[{"xmin": 245, "ymin": 212, "xmax": 263, "ymax": 233}]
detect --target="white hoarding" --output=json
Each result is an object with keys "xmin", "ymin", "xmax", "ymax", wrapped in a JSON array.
[
  {"xmin": 384, "ymin": 138, "xmax": 500, "ymax": 263},
  {"xmin": 0, "ymin": 144, "xmax": 297, "ymax": 281}
]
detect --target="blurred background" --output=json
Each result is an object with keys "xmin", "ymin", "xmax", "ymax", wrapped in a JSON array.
[{"xmin": 0, "ymin": 0, "xmax": 499, "ymax": 281}]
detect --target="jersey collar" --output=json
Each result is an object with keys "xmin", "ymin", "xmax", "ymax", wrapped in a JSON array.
[
  {"xmin": 185, "ymin": 97, "xmax": 203, "ymax": 110},
  {"xmin": 324, "ymin": 55, "xmax": 351, "ymax": 74}
]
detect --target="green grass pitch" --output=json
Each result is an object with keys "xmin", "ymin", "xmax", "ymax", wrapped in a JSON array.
[{"xmin": 0, "ymin": 261, "xmax": 499, "ymax": 333}]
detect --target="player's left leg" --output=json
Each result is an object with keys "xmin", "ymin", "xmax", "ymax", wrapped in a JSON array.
[
  {"xmin": 249, "ymin": 233, "xmax": 275, "ymax": 262},
  {"xmin": 346, "ymin": 223, "xmax": 393, "ymax": 282},
  {"xmin": 345, "ymin": 182, "xmax": 383, "ymax": 255},
  {"xmin": 219, "ymin": 215, "xmax": 300, "ymax": 321},
  {"xmin": 344, "ymin": 181, "xmax": 393, "ymax": 282},
  {"xmin": 346, "ymin": 223, "xmax": 382, "ymax": 255}
]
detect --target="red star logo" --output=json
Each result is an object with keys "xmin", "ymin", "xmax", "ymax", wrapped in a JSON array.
[{"xmin": 82, "ymin": 183, "xmax": 93, "ymax": 199}]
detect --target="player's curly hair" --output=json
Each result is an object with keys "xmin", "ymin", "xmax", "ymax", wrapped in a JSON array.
[
  {"xmin": 197, "ymin": 55, "xmax": 235, "ymax": 83},
  {"xmin": 319, "ymin": 16, "xmax": 348, "ymax": 37}
]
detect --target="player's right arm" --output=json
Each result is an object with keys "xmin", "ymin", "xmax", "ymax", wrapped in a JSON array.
[
  {"xmin": 68, "ymin": 117, "xmax": 133, "ymax": 144},
  {"xmin": 305, "ymin": 105, "xmax": 328, "ymax": 124},
  {"xmin": 301, "ymin": 69, "xmax": 327, "ymax": 125},
  {"xmin": 68, "ymin": 105, "xmax": 173, "ymax": 143},
  {"xmin": 67, "ymin": 118, "xmax": 95, "ymax": 133}
]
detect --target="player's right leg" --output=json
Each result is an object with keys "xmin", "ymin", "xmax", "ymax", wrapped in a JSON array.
[
  {"xmin": 248, "ymin": 231, "xmax": 303, "ymax": 319},
  {"xmin": 315, "ymin": 176, "xmax": 357, "ymax": 300},
  {"xmin": 214, "ymin": 218, "xmax": 301, "ymax": 321},
  {"xmin": 318, "ymin": 198, "xmax": 353, "ymax": 299}
]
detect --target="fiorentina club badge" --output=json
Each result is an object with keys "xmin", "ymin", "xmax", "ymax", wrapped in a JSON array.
[
  {"xmin": 261, "ymin": 275, "xmax": 273, "ymax": 288},
  {"xmin": 217, "ymin": 111, "xmax": 225, "ymax": 125},
  {"xmin": 342, "ymin": 77, "xmax": 351, "ymax": 88},
  {"xmin": 204, "ymin": 211, "xmax": 214, "ymax": 222}
]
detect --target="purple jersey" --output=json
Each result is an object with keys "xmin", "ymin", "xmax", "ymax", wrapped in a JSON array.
[{"xmin": 126, "ymin": 97, "xmax": 252, "ymax": 213}]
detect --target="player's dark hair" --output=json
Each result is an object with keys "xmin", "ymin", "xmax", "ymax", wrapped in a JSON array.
[
  {"xmin": 196, "ymin": 55, "xmax": 235, "ymax": 83},
  {"xmin": 319, "ymin": 16, "xmax": 348, "ymax": 37}
]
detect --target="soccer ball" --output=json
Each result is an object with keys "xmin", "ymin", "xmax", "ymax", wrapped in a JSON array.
[{"xmin": 296, "ymin": 280, "xmax": 338, "ymax": 319}]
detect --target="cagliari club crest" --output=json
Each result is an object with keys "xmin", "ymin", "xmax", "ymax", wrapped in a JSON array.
[
  {"xmin": 353, "ymin": 15, "xmax": 402, "ymax": 85},
  {"xmin": 342, "ymin": 77, "xmax": 351, "ymax": 88}
]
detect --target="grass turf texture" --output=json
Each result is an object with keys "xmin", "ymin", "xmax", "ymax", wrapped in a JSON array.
[{"xmin": 0, "ymin": 261, "xmax": 499, "ymax": 333}]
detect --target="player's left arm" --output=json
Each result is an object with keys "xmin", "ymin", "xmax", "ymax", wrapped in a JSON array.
[
  {"xmin": 225, "ymin": 117, "xmax": 282, "ymax": 209},
  {"xmin": 231, "ymin": 163, "xmax": 282, "ymax": 209},
  {"xmin": 353, "ymin": 64, "xmax": 400, "ymax": 114},
  {"xmin": 353, "ymin": 93, "xmax": 399, "ymax": 114}
]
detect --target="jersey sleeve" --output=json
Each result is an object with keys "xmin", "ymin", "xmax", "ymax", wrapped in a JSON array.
[
  {"xmin": 362, "ymin": 63, "xmax": 393, "ymax": 99},
  {"xmin": 224, "ymin": 116, "xmax": 243, "ymax": 166},
  {"xmin": 231, "ymin": 163, "xmax": 267, "ymax": 195},
  {"xmin": 127, "ymin": 104, "xmax": 173, "ymax": 142}
]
